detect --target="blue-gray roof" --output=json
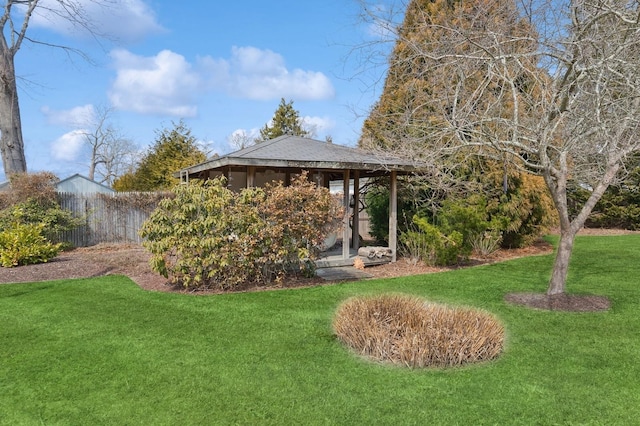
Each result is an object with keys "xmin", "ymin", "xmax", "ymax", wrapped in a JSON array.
[
  {"xmin": 179, "ymin": 135, "xmax": 419, "ymax": 178},
  {"xmin": 56, "ymin": 174, "xmax": 115, "ymax": 194}
]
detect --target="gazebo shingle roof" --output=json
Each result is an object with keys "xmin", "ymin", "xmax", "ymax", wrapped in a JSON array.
[{"xmin": 178, "ymin": 135, "xmax": 418, "ymax": 178}]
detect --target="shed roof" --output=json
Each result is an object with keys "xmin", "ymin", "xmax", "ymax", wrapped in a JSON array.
[
  {"xmin": 56, "ymin": 174, "xmax": 115, "ymax": 194},
  {"xmin": 178, "ymin": 135, "xmax": 419, "ymax": 179}
]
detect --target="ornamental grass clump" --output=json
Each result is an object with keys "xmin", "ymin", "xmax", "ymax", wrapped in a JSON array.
[{"xmin": 333, "ymin": 294, "xmax": 505, "ymax": 368}]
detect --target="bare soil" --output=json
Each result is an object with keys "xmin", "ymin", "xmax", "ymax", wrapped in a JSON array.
[{"xmin": 1, "ymin": 228, "xmax": 633, "ymax": 310}]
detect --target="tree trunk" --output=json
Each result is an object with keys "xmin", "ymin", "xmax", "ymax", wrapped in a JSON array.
[
  {"xmin": 544, "ymin": 162, "xmax": 620, "ymax": 295},
  {"xmin": 547, "ymin": 228, "xmax": 577, "ymax": 295},
  {"xmin": 0, "ymin": 51, "xmax": 27, "ymax": 176},
  {"xmin": 88, "ymin": 144, "xmax": 97, "ymax": 181}
]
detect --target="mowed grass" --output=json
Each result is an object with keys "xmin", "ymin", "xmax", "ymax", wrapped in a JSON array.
[{"xmin": 1, "ymin": 235, "xmax": 639, "ymax": 425}]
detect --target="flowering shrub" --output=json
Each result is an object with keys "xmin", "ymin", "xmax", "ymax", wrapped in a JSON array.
[{"xmin": 139, "ymin": 173, "xmax": 342, "ymax": 290}]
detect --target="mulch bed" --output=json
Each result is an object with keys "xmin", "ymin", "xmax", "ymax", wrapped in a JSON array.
[{"xmin": 0, "ymin": 231, "xmax": 622, "ymax": 311}]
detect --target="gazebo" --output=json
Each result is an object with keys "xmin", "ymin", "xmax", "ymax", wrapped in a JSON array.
[{"xmin": 177, "ymin": 135, "xmax": 420, "ymax": 263}]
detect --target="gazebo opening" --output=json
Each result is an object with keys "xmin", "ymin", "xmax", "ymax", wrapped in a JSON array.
[{"xmin": 177, "ymin": 135, "xmax": 421, "ymax": 266}]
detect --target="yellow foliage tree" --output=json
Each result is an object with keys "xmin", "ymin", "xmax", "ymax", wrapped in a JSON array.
[{"xmin": 113, "ymin": 121, "xmax": 206, "ymax": 191}]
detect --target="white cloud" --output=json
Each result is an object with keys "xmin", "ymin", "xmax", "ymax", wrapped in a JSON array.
[
  {"xmin": 109, "ymin": 49, "xmax": 200, "ymax": 117},
  {"xmin": 41, "ymin": 104, "xmax": 95, "ymax": 127},
  {"xmin": 50, "ymin": 129, "xmax": 86, "ymax": 161},
  {"xmin": 200, "ymin": 46, "xmax": 335, "ymax": 101},
  {"xmin": 28, "ymin": 0, "xmax": 164, "ymax": 43},
  {"xmin": 301, "ymin": 115, "xmax": 335, "ymax": 137},
  {"xmin": 108, "ymin": 46, "xmax": 335, "ymax": 118}
]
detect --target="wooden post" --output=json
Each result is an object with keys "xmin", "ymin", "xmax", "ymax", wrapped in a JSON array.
[
  {"xmin": 342, "ymin": 169, "xmax": 351, "ymax": 260},
  {"xmin": 352, "ymin": 170, "xmax": 360, "ymax": 250},
  {"xmin": 389, "ymin": 171, "xmax": 398, "ymax": 262},
  {"xmin": 247, "ymin": 166, "xmax": 256, "ymax": 188}
]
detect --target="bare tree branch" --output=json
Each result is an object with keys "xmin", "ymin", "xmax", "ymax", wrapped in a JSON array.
[
  {"xmin": 357, "ymin": 0, "xmax": 640, "ymax": 294},
  {"xmin": 1, "ymin": 0, "xmax": 115, "ymax": 177}
]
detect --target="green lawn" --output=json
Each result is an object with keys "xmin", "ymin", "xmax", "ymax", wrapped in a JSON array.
[{"xmin": 1, "ymin": 235, "xmax": 639, "ymax": 425}]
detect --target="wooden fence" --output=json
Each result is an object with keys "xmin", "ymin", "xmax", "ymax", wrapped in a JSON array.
[
  {"xmin": 56, "ymin": 191, "xmax": 373, "ymax": 248},
  {"xmin": 57, "ymin": 192, "xmax": 167, "ymax": 247}
]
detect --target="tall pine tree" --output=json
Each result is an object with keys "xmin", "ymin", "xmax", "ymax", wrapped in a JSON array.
[
  {"xmin": 360, "ymin": 0, "xmax": 540, "ymax": 154},
  {"xmin": 258, "ymin": 98, "xmax": 310, "ymax": 141}
]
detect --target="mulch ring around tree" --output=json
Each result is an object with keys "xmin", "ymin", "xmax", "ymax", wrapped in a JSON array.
[{"xmin": 504, "ymin": 292, "xmax": 611, "ymax": 312}]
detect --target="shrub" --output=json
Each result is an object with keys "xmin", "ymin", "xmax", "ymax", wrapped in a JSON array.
[
  {"xmin": 365, "ymin": 168, "xmax": 555, "ymax": 251},
  {"xmin": 0, "ymin": 199, "xmax": 83, "ymax": 244},
  {"xmin": 399, "ymin": 216, "xmax": 465, "ymax": 266},
  {"xmin": 333, "ymin": 294, "xmax": 505, "ymax": 368},
  {"xmin": 469, "ymin": 230, "xmax": 503, "ymax": 256},
  {"xmin": 487, "ymin": 172, "xmax": 556, "ymax": 248},
  {"xmin": 140, "ymin": 173, "xmax": 342, "ymax": 290},
  {"xmin": 364, "ymin": 180, "xmax": 420, "ymax": 244},
  {"xmin": 0, "ymin": 223, "xmax": 62, "ymax": 267},
  {"xmin": 0, "ymin": 172, "xmax": 83, "ymax": 244},
  {"xmin": 2, "ymin": 171, "xmax": 59, "ymax": 206}
]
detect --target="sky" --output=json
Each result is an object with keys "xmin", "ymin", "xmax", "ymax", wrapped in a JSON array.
[{"xmin": 4, "ymin": 0, "xmax": 400, "ymax": 182}]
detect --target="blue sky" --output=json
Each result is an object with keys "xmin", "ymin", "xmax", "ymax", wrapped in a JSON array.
[{"xmin": 6, "ymin": 0, "xmax": 399, "ymax": 182}]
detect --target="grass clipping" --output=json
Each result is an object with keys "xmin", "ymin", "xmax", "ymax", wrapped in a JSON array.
[{"xmin": 333, "ymin": 294, "xmax": 505, "ymax": 368}]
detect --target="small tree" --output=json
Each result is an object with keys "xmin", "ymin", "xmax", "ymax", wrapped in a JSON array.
[
  {"xmin": 228, "ymin": 129, "xmax": 255, "ymax": 150},
  {"xmin": 358, "ymin": 0, "xmax": 640, "ymax": 295},
  {"xmin": 258, "ymin": 98, "xmax": 310, "ymax": 141},
  {"xmin": 82, "ymin": 106, "xmax": 138, "ymax": 186},
  {"xmin": 113, "ymin": 121, "xmax": 206, "ymax": 191}
]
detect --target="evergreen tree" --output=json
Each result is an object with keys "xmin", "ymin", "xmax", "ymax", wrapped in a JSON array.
[
  {"xmin": 258, "ymin": 98, "xmax": 310, "ymax": 141},
  {"xmin": 360, "ymin": 0, "xmax": 640, "ymax": 294},
  {"xmin": 360, "ymin": 0, "xmax": 539, "ymax": 152},
  {"xmin": 360, "ymin": 0, "xmax": 554, "ymax": 248},
  {"xmin": 113, "ymin": 121, "xmax": 206, "ymax": 191}
]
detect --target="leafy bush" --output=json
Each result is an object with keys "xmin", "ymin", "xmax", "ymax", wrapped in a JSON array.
[
  {"xmin": 364, "ymin": 181, "xmax": 420, "ymax": 244},
  {"xmin": 366, "ymin": 167, "xmax": 555, "ymax": 250},
  {"xmin": 0, "ymin": 199, "xmax": 83, "ymax": 244},
  {"xmin": 470, "ymin": 230, "xmax": 503, "ymax": 256},
  {"xmin": 333, "ymin": 294, "xmax": 505, "ymax": 368},
  {"xmin": 0, "ymin": 172, "xmax": 83, "ymax": 244},
  {"xmin": 1, "ymin": 171, "xmax": 59, "ymax": 206},
  {"xmin": 140, "ymin": 174, "xmax": 342, "ymax": 290},
  {"xmin": 364, "ymin": 185, "xmax": 395, "ymax": 244},
  {"xmin": 398, "ymin": 179, "xmax": 552, "ymax": 265},
  {"xmin": 400, "ymin": 216, "xmax": 464, "ymax": 266},
  {"xmin": 0, "ymin": 223, "xmax": 62, "ymax": 267},
  {"xmin": 487, "ymin": 172, "xmax": 556, "ymax": 248}
]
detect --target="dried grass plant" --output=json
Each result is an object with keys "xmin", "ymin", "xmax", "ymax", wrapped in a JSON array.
[{"xmin": 333, "ymin": 294, "xmax": 504, "ymax": 368}]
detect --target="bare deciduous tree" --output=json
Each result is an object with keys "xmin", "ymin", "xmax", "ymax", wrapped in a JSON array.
[
  {"xmin": 0, "ymin": 0, "xmax": 105, "ymax": 178},
  {"xmin": 228, "ymin": 129, "xmax": 255, "ymax": 151},
  {"xmin": 359, "ymin": 0, "xmax": 640, "ymax": 295},
  {"xmin": 82, "ymin": 106, "xmax": 137, "ymax": 186}
]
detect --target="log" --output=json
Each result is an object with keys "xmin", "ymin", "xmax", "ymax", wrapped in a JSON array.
[{"xmin": 357, "ymin": 246, "xmax": 393, "ymax": 259}]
